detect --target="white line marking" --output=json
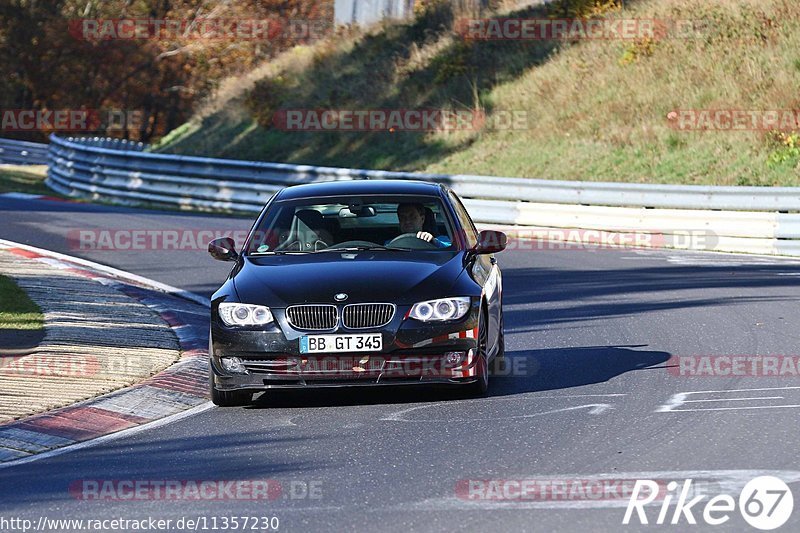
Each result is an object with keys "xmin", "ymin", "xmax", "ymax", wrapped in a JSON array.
[
  {"xmin": 657, "ymin": 393, "xmax": 688, "ymax": 412},
  {"xmin": 531, "ymin": 394, "xmax": 628, "ymax": 398},
  {"xmin": 382, "ymin": 403, "xmax": 613, "ymax": 422},
  {"xmin": 682, "ymin": 397, "xmax": 784, "ymax": 403},
  {"xmin": 657, "ymin": 387, "xmax": 800, "ymax": 412},
  {"xmin": 381, "ymin": 393, "xmax": 627, "ymax": 422},
  {"xmin": 0, "ymin": 238, "xmax": 210, "ymax": 307},
  {"xmin": 678, "ymin": 386, "xmax": 800, "ymax": 394},
  {"xmin": 665, "ymin": 405, "xmax": 800, "ymax": 413},
  {"xmin": 0, "ymin": 402, "xmax": 214, "ymax": 470}
]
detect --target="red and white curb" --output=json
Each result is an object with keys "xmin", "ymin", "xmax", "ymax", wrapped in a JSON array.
[{"xmin": 0, "ymin": 240, "xmax": 212, "ymax": 468}]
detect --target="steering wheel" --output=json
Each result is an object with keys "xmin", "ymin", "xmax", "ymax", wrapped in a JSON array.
[
  {"xmin": 387, "ymin": 233, "xmax": 438, "ymax": 250},
  {"xmin": 277, "ymin": 239, "xmax": 329, "ymax": 251}
]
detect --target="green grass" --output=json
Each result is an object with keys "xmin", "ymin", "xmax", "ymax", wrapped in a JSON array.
[
  {"xmin": 154, "ymin": 0, "xmax": 800, "ymax": 186},
  {"xmin": 0, "ymin": 274, "xmax": 43, "ymax": 330},
  {"xmin": 0, "ymin": 165, "xmax": 52, "ymax": 195}
]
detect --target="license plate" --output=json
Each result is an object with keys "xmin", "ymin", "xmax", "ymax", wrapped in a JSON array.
[{"xmin": 299, "ymin": 334, "xmax": 382, "ymax": 354}]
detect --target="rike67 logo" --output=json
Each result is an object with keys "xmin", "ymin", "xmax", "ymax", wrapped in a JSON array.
[{"xmin": 624, "ymin": 476, "xmax": 793, "ymax": 530}]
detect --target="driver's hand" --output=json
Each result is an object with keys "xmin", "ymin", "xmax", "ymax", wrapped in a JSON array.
[{"xmin": 416, "ymin": 231, "xmax": 434, "ymax": 242}]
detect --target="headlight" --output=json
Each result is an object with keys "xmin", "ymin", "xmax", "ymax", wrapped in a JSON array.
[
  {"xmin": 409, "ymin": 297, "xmax": 471, "ymax": 321},
  {"xmin": 218, "ymin": 303, "xmax": 274, "ymax": 326}
]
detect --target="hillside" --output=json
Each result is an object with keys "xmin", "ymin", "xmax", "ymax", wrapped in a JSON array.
[{"xmin": 154, "ymin": 0, "xmax": 800, "ymax": 186}]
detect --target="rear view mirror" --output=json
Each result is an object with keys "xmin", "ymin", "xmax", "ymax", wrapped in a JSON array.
[
  {"xmin": 208, "ymin": 237, "xmax": 238, "ymax": 261},
  {"xmin": 475, "ymin": 230, "xmax": 507, "ymax": 254},
  {"xmin": 339, "ymin": 206, "xmax": 376, "ymax": 218}
]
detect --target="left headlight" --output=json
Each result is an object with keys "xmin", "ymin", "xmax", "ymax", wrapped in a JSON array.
[
  {"xmin": 409, "ymin": 297, "xmax": 471, "ymax": 322},
  {"xmin": 218, "ymin": 303, "xmax": 274, "ymax": 326}
]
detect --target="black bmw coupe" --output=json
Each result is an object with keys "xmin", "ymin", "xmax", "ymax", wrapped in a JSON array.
[{"xmin": 207, "ymin": 179, "xmax": 506, "ymax": 406}]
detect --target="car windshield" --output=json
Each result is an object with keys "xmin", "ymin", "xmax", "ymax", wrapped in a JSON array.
[{"xmin": 246, "ymin": 195, "xmax": 457, "ymax": 254}]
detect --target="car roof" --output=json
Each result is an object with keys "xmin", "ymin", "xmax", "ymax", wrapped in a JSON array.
[{"xmin": 276, "ymin": 179, "xmax": 445, "ymax": 200}]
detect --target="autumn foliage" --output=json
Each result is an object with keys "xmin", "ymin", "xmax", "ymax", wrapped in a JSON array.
[{"xmin": 0, "ymin": 0, "xmax": 332, "ymax": 142}]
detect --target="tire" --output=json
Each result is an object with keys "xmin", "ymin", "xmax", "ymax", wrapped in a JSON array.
[
  {"xmin": 463, "ymin": 309, "xmax": 489, "ymax": 396},
  {"xmin": 495, "ymin": 310, "xmax": 505, "ymax": 361},
  {"xmin": 209, "ymin": 371, "xmax": 252, "ymax": 407}
]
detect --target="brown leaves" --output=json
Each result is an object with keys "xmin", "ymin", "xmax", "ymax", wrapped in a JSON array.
[{"xmin": 0, "ymin": 0, "xmax": 334, "ymax": 142}]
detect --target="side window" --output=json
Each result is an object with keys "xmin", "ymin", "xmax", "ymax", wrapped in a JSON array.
[{"xmin": 448, "ymin": 191, "xmax": 478, "ymax": 248}]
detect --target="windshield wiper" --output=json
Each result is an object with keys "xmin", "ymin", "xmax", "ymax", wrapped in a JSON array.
[
  {"xmin": 248, "ymin": 250, "xmax": 311, "ymax": 255},
  {"xmin": 319, "ymin": 245, "xmax": 410, "ymax": 252}
]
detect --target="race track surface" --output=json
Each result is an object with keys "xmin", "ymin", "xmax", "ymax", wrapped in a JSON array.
[{"xmin": 2, "ymin": 196, "xmax": 800, "ymax": 532}]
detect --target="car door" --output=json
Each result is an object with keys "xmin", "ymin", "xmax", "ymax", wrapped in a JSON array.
[{"xmin": 448, "ymin": 190, "xmax": 502, "ymax": 355}]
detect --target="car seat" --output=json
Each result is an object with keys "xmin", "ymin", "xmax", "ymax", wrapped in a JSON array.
[
  {"xmin": 293, "ymin": 209, "xmax": 333, "ymax": 250},
  {"xmin": 423, "ymin": 207, "xmax": 438, "ymax": 234}
]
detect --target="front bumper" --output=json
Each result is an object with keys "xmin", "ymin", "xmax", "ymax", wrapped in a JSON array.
[{"xmin": 210, "ymin": 304, "xmax": 482, "ymax": 391}]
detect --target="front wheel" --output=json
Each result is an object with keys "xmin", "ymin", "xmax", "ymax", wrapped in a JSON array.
[
  {"xmin": 209, "ymin": 372, "xmax": 252, "ymax": 407},
  {"xmin": 463, "ymin": 310, "xmax": 489, "ymax": 396},
  {"xmin": 495, "ymin": 310, "xmax": 505, "ymax": 361}
]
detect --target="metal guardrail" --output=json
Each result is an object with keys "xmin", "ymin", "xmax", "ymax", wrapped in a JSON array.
[
  {"xmin": 59, "ymin": 136, "xmax": 147, "ymax": 152},
  {"xmin": 335, "ymin": 0, "xmax": 415, "ymax": 26},
  {"xmin": 45, "ymin": 134, "xmax": 800, "ymax": 256},
  {"xmin": 0, "ymin": 138, "xmax": 49, "ymax": 165}
]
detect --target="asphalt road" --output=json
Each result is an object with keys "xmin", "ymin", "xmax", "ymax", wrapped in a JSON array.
[{"xmin": 2, "ymin": 196, "xmax": 800, "ymax": 532}]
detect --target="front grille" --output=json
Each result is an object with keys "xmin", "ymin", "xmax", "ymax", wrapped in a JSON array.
[
  {"xmin": 242, "ymin": 358, "xmax": 298, "ymax": 374},
  {"xmin": 286, "ymin": 304, "xmax": 337, "ymax": 330},
  {"xmin": 342, "ymin": 303, "xmax": 395, "ymax": 329}
]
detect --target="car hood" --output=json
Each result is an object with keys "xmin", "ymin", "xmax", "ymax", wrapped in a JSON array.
[{"xmin": 232, "ymin": 251, "xmax": 466, "ymax": 306}]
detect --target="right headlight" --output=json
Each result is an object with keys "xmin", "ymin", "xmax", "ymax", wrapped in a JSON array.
[
  {"xmin": 218, "ymin": 303, "xmax": 274, "ymax": 326},
  {"xmin": 409, "ymin": 297, "xmax": 471, "ymax": 322}
]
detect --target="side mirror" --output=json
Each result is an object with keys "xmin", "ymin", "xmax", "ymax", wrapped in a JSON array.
[
  {"xmin": 208, "ymin": 237, "xmax": 239, "ymax": 261},
  {"xmin": 475, "ymin": 230, "xmax": 507, "ymax": 254}
]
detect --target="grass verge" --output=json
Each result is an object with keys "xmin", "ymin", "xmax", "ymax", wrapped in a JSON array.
[
  {"xmin": 0, "ymin": 274, "xmax": 44, "ymax": 330},
  {"xmin": 155, "ymin": 0, "xmax": 800, "ymax": 186},
  {"xmin": 0, "ymin": 165, "xmax": 52, "ymax": 196}
]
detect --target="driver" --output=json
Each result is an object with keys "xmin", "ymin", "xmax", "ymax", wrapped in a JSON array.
[{"xmin": 395, "ymin": 203, "xmax": 451, "ymax": 248}]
